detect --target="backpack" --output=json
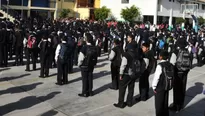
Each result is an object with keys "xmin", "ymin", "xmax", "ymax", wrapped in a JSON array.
[
  {"xmin": 27, "ymin": 35, "xmax": 37, "ymax": 49},
  {"xmin": 83, "ymin": 46, "xmax": 98, "ymax": 67},
  {"xmin": 160, "ymin": 62, "xmax": 174, "ymax": 91},
  {"xmin": 176, "ymin": 49, "xmax": 192, "ymax": 71},
  {"xmin": 59, "ymin": 43, "xmax": 70, "ymax": 63},
  {"xmin": 128, "ymin": 52, "xmax": 145, "ymax": 78},
  {"xmin": 158, "ymin": 39, "xmax": 165, "ymax": 49}
]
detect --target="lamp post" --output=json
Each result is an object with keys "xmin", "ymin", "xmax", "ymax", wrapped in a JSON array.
[
  {"xmin": 7, "ymin": 0, "xmax": 9, "ymax": 19},
  {"xmin": 21, "ymin": 0, "xmax": 23, "ymax": 18}
]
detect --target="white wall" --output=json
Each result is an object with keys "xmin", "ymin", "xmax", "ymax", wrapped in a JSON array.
[
  {"xmin": 100, "ymin": 0, "xmax": 158, "ymax": 21},
  {"xmin": 101, "ymin": 0, "xmax": 205, "ymax": 21}
]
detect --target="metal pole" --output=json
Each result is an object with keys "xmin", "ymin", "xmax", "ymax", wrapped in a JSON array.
[
  {"xmin": 0, "ymin": 0, "xmax": 1, "ymax": 10},
  {"xmin": 7, "ymin": 0, "xmax": 9, "ymax": 19},
  {"xmin": 21, "ymin": 0, "xmax": 23, "ymax": 18}
]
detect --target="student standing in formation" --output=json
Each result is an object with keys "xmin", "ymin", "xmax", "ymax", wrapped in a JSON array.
[
  {"xmin": 38, "ymin": 35, "xmax": 52, "ymax": 78},
  {"xmin": 55, "ymin": 36, "xmax": 70, "ymax": 85},
  {"xmin": 136, "ymin": 43, "xmax": 154, "ymax": 102},
  {"xmin": 109, "ymin": 39, "xmax": 122, "ymax": 90},
  {"xmin": 114, "ymin": 34, "xmax": 138, "ymax": 108},
  {"xmin": 152, "ymin": 51, "xmax": 174, "ymax": 116},
  {"xmin": 78, "ymin": 33, "xmax": 98, "ymax": 97}
]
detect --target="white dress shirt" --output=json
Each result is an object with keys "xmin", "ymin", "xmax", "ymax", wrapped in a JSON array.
[
  {"xmin": 55, "ymin": 41, "xmax": 67, "ymax": 62},
  {"xmin": 120, "ymin": 57, "xmax": 128, "ymax": 75},
  {"xmin": 109, "ymin": 50, "xmax": 116, "ymax": 61},
  {"xmin": 152, "ymin": 60, "xmax": 167, "ymax": 90}
]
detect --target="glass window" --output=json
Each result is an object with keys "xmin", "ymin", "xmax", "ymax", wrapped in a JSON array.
[{"xmin": 122, "ymin": 0, "xmax": 129, "ymax": 4}]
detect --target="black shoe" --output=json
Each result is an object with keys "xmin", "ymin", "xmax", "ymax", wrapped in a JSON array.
[
  {"xmin": 125, "ymin": 102, "xmax": 133, "ymax": 107},
  {"xmin": 39, "ymin": 76, "xmax": 44, "ymax": 78},
  {"xmin": 135, "ymin": 97, "xmax": 141, "ymax": 102},
  {"xmin": 89, "ymin": 91, "xmax": 94, "ymax": 96},
  {"xmin": 63, "ymin": 81, "xmax": 69, "ymax": 84},
  {"xmin": 55, "ymin": 82, "xmax": 63, "ymax": 85},
  {"xmin": 169, "ymin": 104, "xmax": 177, "ymax": 111},
  {"xmin": 25, "ymin": 69, "xmax": 30, "ymax": 71},
  {"xmin": 78, "ymin": 93, "xmax": 89, "ymax": 97},
  {"xmin": 113, "ymin": 103, "xmax": 126, "ymax": 109},
  {"xmin": 109, "ymin": 86, "xmax": 118, "ymax": 90}
]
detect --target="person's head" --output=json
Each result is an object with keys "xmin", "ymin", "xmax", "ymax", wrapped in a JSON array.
[
  {"xmin": 127, "ymin": 34, "xmax": 134, "ymax": 43},
  {"xmin": 61, "ymin": 36, "xmax": 67, "ymax": 42},
  {"xmin": 114, "ymin": 39, "xmax": 120, "ymax": 46},
  {"xmin": 159, "ymin": 50, "xmax": 169, "ymax": 60},
  {"xmin": 85, "ymin": 33, "xmax": 93, "ymax": 44},
  {"xmin": 141, "ymin": 42, "xmax": 150, "ymax": 53}
]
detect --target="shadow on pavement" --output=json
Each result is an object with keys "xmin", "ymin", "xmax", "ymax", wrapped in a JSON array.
[
  {"xmin": 0, "ymin": 67, "xmax": 11, "ymax": 72},
  {"xmin": 0, "ymin": 73, "xmax": 31, "ymax": 82},
  {"xmin": 0, "ymin": 82, "xmax": 43, "ymax": 95},
  {"xmin": 0, "ymin": 92, "xmax": 61, "ymax": 115},
  {"xmin": 40, "ymin": 110, "xmax": 59, "ymax": 116},
  {"xmin": 94, "ymin": 83, "xmax": 111, "ymax": 95}
]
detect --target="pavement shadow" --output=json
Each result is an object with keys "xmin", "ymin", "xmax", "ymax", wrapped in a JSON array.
[
  {"xmin": 40, "ymin": 110, "xmax": 59, "ymax": 116},
  {"xmin": 133, "ymin": 87, "xmax": 154, "ymax": 106},
  {"xmin": 0, "ymin": 73, "xmax": 31, "ymax": 82},
  {"xmin": 0, "ymin": 82, "xmax": 43, "ymax": 95},
  {"xmin": 0, "ymin": 67, "xmax": 11, "ymax": 72},
  {"xmin": 97, "ymin": 57, "xmax": 108, "ymax": 64},
  {"xmin": 183, "ymin": 82, "xmax": 204, "ymax": 107},
  {"xmin": 93, "ymin": 83, "xmax": 111, "ymax": 95},
  {"xmin": 0, "ymin": 91, "xmax": 61, "ymax": 115},
  {"xmin": 95, "ymin": 63, "xmax": 109, "ymax": 68}
]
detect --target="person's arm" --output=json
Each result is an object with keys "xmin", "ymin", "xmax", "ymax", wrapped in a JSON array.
[
  {"xmin": 120, "ymin": 56, "xmax": 127, "ymax": 80},
  {"xmin": 55, "ymin": 44, "xmax": 61, "ymax": 62},
  {"xmin": 152, "ymin": 64, "xmax": 162, "ymax": 93},
  {"xmin": 78, "ymin": 52, "xmax": 85, "ymax": 66},
  {"xmin": 109, "ymin": 50, "xmax": 116, "ymax": 61},
  {"xmin": 170, "ymin": 52, "xmax": 177, "ymax": 65}
]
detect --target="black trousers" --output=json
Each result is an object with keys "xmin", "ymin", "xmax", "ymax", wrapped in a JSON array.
[
  {"xmin": 15, "ymin": 46, "xmax": 23, "ymax": 65},
  {"xmin": 173, "ymin": 69, "xmax": 189, "ymax": 108},
  {"xmin": 111, "ymin": 63, "xmax": 119, "ymax": 89},
  {"xmin": 57, "ymin": 60, "xmax": 68, "ymax": 84},
  {"xmin": 8, "ymin": 44, "xmax": 13, "ymax": 59},
  {"xmin": 139, "ymin": 70, "xmax": 150, "ymax": 100},
  {"xmin": 118, "ymin": 75, "xmax": 135, "ymax": 105},
  {"xmin": 81, "ymin": 68, "xmax": 94, "ymax": 94},
  {"xmin": 0, "ymin": 44, "xmax": 8, "ymax": 67},
  {"xmin": 155, "ymin": 90, "xmax": 169, "ymax": 116},
  {"xmin": 40, "ymin": 56, "xmax": 50, "ymax": 77},
  {"xmin": 25, "ymin": 48, "xmax": 38, "ymax": 70},
  {"xmin": 68, "ymin": 56, "xmax": 74, "ymax": 73}
]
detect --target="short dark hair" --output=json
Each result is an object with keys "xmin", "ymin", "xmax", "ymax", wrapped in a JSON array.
[
  {"xmin": 114, "ymin": 39, "xmax": 120, "ymax": 45},
  {"xmin": 142, "ymin": 42, "xmax": 150, "ymax": 48},
  {"xmin": 128, "ymin": 33, "xmax": 134, "ymax": 40},
  {"xmin": 85, "ymin": 33, "xmax": 93, "ymax": 43},
  {"xmin": 159, "ymin": 50, "xmax": 169, "ymax": 60},
  {"xmin": 61, "ymin": 36, "xmax": 67, "ymax": 41}
]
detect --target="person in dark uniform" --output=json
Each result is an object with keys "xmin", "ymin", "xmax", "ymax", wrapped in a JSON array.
[
  {"xmin": 136, "ymin": 42, "xmax": 155, "ymax": 102},
  {"xmin": 114, "ymin": 34, "xmax": 138, "ymax": 108},
  {"xmin": 55, "ymin": 36, "xmax": 70, "ymax": 85},
  {"xmin": 13, "ymin": 25, "xmax": 24, "ymax": 66},
  {"xmin": 38, "ymin": 36, "xmax": 52, "ymax": 78},
  {"xmin": 0, "ymin": 21, "xmax": 7, "ymax": 67},
  {"xmin": 78, "ymin": 33, "xmax": 98, "ymax": 97},
  {"xmin": 152, "ymin": 51, "xmax": 171, "ymax": 116},
  {"xmin": 109, "ymin": 39, "xmax": 122, "ymax": 90}
]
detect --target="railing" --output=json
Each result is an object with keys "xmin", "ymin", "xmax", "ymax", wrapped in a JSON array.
[{"xmin": 1, "ymin": 5, "xmax": 19, "ymax": 19}]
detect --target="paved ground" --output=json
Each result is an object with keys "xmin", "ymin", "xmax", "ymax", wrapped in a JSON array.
[{"xmin": 0, "ymin": 53, "xmax": 205, "ymax": 116}]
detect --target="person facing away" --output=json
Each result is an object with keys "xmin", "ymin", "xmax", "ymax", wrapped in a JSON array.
[
  {"xmin": 152, "ymin": 51, "xmax": 174, "ymax": 116},
  {"xmin": 109, "ymin": 39, "xmax": 122, "ymax": 90},
  {"xmin": 78, "ymin": 33, "xmax": 98, "ymax": 97},
  {"xmin": 55, "ymin": 36, "xmax": 70, "ymax": 85}
]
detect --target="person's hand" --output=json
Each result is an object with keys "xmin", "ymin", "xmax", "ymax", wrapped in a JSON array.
[
  {"xmin": 153, "ymin": 90, "xmax": 157, "ymax": 94},
  {"xmin": 120, "ymin": 76, "xmax": 123, "ymax": 80}
]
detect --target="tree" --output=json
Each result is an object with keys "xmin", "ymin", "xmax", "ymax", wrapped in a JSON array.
[
  {"xmin": 176, "ymin": 17, "xmax": 186, "ymax": 24},
  {"xmin": 120, "ymin": 5, "xmax": 140, "ymax": 22},
  {"xmin": 94, "ymin": 6, "xmax": 111, "ymax": 21},
  {"xmin": 198, "ymin": 16, "xmax": 205, "ymax": 25},
  {"xmin": 59, "ymin": 9, "xmax": 70, "ymax": 18}
]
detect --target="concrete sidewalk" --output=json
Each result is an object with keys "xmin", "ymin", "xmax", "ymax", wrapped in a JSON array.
[{"xmin": 0, "ymin": 54, "xmax": 204, "ymax": 116}]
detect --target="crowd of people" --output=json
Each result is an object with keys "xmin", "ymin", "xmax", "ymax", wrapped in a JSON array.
[{"xmin": 0, "ymin": 17, "xmax": 205, "ymax": 116}]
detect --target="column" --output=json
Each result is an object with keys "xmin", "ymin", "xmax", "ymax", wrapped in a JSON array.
[
  {"xmin": 27, "ymin": 0, "xmax": 31, "ymax": 17},
  {"xmin": 169, "ymin": 1, "xmax": 173, "ymax": 27},
  {"xmin": 153, "ymin": 0, "xmax": 158, "ymax": 25},
  {"xmin": 54, "ymin": 0, "xmax": 59, "ymax": 19}
]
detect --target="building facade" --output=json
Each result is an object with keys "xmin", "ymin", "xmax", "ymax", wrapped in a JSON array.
[
  {"xmin": 0, "ymin": 0, "xmax": 100, "ymax": 20},
  {"xmin": 100, "ymin": 0, "xmax": 205, "ymax": 25}
]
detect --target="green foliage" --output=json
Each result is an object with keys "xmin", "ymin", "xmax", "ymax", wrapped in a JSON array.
[
  {"xmin": 120, "ymin": 5, "xmax": 140, "ymax": 22},
  {"xmin": 176, "ymin": 17, "xmax": 186, "ymax": 24},
  {"xmin": 198, "ymin": 16, "xmax": 205, "ymax": 25},
  {"xmin": 94, "ymin": 6, "xmax": 111, "ymax": 21},
  {"xmin": 59, "ymin": 9, "xmax": 70, "ymax": 18}
]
